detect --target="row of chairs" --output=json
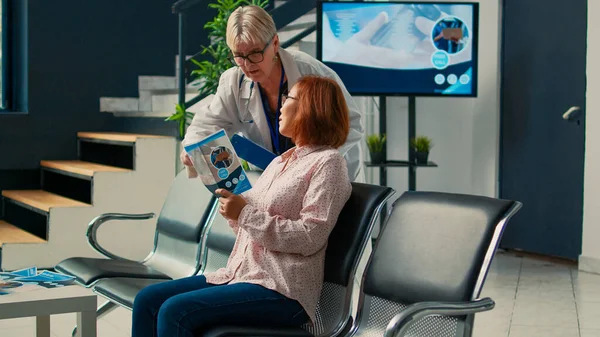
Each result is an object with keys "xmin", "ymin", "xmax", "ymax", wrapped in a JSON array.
[{"xmin": 55, "ymin": 170, "xmax": 521, "ymax": 337}]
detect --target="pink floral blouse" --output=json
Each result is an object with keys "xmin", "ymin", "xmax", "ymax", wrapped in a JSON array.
[{"xmin": 204, "ymin": 145, "xmax": 352, "ymax": 324}]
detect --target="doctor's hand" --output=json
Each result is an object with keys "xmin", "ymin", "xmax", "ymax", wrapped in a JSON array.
[
  {"xmin": 216, "ymin": 189, "xmax": 247, "ymax": 221},
  {"xmin": 180, "ymin": 150, "xmax": 193, "ymax": 167}
]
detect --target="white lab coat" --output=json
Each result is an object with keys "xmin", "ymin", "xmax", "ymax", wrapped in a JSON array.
[{"xmin": 183, "ymin": 48, "xmax": 364, "ymax": 181}]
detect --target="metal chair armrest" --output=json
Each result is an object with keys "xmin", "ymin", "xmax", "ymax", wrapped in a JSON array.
[
  {"xmin": 86, "ymin": 212, "xmax": 155, "ymax": 261},
  {"xmin": 384, "ymin": 297, "xmax": 495, "ymax": 337}
]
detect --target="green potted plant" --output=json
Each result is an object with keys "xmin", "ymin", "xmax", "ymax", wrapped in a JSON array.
[
  {"xmin": 410, "ymin": 135, "xmax": 433, "ymax": 165},
  {"xmin": 166, "ymin": 0, "xmax": 269, "ymax": 139},
  {"xmin": 366, "ymin": 134, "xmax": 386, "ymax": 164}
]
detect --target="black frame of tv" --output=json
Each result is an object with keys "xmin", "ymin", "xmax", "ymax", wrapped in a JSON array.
[{"xmin": 316, "ymin": 0, "xmax": 480, "ymax": 97}]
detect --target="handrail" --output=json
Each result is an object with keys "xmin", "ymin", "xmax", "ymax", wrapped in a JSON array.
[
  {"xmin": 281, "ymin": 24, "xmax": 316, "ymax": 49},
  {"xmin": 185, "ymin": 92, "xmax": 207, "ymax": 109},
  {"xmin": 270, "ymin": 0, "xmax": 316, "ymax": 30},
  {"xmin": 172, "ymin": 0, "xmax": 204, "ymax": 14}
]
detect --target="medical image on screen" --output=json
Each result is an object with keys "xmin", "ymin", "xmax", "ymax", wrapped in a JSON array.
[
  {"xmin": 432, "ymin": 17, "xmax": 469, "ymax": 54},
  {"xmin": 319, "ymin": 2, "xmax": 478, "ymax": 96}
]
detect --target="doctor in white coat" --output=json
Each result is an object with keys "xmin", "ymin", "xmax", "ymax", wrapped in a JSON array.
[{"xmin": 181, "ymin": 5, "xmax": 364, "ymax": 181}]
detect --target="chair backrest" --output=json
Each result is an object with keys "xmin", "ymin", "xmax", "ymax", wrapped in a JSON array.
[
  {"xmin": 145, "ymin": 169, "xmax": 216, "ymax": 279},
  {"xmin": 199, "ymin": 212, "xmax": 236, "ymax": 274},
  {"xmin": 353, "ymin": 191, "xmax": 521, "ymax": 337},
  {"xmin": 304, "ymin": 183, "xmax": 394, "ymax": 337}
]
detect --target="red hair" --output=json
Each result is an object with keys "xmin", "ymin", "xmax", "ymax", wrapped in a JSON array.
[{"xmin": 290, "ymin": 75, "xmax": 349, "ymax": 148}]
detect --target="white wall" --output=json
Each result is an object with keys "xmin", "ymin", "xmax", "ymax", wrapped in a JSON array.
[
  {"xmin": 580, "ymin": 0, "xmax": 600, "ymax": 273},
  {"xmin": 379, "ymin": 0, "xmax": 502, "ymax": 197}
]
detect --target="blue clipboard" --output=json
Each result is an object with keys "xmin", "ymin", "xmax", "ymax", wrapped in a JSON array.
[{"xmin": 230, "ymin": 134, "xmax": 277, "ymax": 171}]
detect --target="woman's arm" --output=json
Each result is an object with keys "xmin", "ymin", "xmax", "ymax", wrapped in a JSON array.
[
  {"xmin": 227, "ymin": 219, "xmax": 241, "ymax": 235},
  {"xmin": 237, "ymin": 154, "xmax": 352, "ymax": 256}
]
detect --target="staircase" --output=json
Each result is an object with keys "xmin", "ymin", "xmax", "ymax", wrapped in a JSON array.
[
  {"xmin": 100, "ymin": 75, "xmax": 203, "ymax": 118},
  {"xmin": 0, "ymin": 132, "xmax": 176, "ymax": 271}
]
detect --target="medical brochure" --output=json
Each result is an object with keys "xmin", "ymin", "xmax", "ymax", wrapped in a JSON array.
[
  {"xmin": 183, "ymin": 129, "xmax": 253, "ymax": 195},
  {"xmin": 0, "ymin": 267, "xmax": 75, "ymax": 296}
]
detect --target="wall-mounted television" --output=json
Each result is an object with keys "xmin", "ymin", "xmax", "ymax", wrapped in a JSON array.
[{"xmin": 317, "ymin": 1, "xmax": 479, "ymax": 97}]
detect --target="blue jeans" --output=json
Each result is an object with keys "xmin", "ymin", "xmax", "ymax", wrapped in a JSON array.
[{"xmin": 131, "ymin": 275, "xmax": 309, "ymax": 337}]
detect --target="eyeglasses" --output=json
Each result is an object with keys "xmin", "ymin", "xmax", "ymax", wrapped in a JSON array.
[
  {"xmin": 281, "ymin": 94, "xmax": 297, "ymax": 105},
  {"xmin": 230, "ymin": 36, "xmax": 275, "ymax": 65}
]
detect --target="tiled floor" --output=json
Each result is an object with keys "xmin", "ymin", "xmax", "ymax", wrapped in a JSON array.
[{"xmin": 1, "ymin": 251, "xmax": 600, "ymax": 336}]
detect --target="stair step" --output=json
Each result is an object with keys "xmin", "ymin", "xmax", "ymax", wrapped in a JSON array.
[
  {"xmin": 151, "ymin": 93, "xmax": 198, "ymax": 113},
  {"xmin": 100, "ymin": 97, "xmax": 139, "ymax": 112},
  {"xmin": 2, "ymin": 190, "xmax": 91, "ymax": 213},
  {"xmin": 0, "ymin": 221, "xmax": 46, "ymax": 248},
  {"xmin": 139, "ymin": 76, "xmax": 176, "ymax": 91},
  {"xmin": 139, "ymin": 75, "xmax": 196, "ymax": 91},
  {"xmin": 41, "ymin": 160, "xmax": 131, "ymax": 177},
  {"xmin": 77, "ymin": 132, "xmax": 169, "ymax": 143}
]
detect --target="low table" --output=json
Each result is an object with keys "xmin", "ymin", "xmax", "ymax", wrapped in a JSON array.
[{"xmin": 0, "ymin": 285, "xmax": 97, "ymax": 337}]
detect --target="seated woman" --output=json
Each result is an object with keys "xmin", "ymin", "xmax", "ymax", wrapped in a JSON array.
[{"xmin": 131, "ymin": 75, "xmax": 353, "ymax": 337}]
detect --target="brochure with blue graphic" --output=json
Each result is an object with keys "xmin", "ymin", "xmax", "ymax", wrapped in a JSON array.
[
  {"xmin": 183, "ymin": 129, "xmax": 253, "ymax": 195},
  {"xmin": 0, "ymin": 267, "xmax": 75, "ymax": 296},
  {"xmin": 8, "ymin": 266, "xmax": 37, "ymax": 277}
]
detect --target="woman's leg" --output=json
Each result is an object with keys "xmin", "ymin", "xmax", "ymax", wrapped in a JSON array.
[
  {"xmin": 131, "ymin": 275, "xmax": 216, "ymax": 337},
  {"xmin": 157, "ymin": 283, "xmax": 309, "ymax": 337}
]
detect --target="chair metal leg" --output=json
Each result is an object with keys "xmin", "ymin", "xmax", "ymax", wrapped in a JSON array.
[
  {"xmin": 71, "ymin": 301, "xmax": 118, "ymax": 337},
  {"xmin": 462, "ymin": 314, "xmax": 475, "ymax": 337}
]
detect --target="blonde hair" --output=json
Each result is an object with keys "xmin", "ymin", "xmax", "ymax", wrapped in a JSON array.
[{"xmin": 226, "ymin": 5, "xmax": 277, "ymax": 51}]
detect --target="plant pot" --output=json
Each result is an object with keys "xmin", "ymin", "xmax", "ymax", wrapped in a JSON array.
[
  {"xmin": 370, "ymin": 151, "xmax": 385, "ymax": 164},
  {"xmin": 415, "ymin": 151, "xmax": 429, "ymax": 165}
]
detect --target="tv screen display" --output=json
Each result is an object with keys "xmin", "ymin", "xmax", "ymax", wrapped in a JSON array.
[{"xmin": 317, "ymin": 1, "xmax": 479, "ymax": 96}]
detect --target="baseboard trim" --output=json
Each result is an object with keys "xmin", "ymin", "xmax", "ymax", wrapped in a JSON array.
[{"xmin": 579, "ymin": 255, "xmax": 600, "ymax": 275}]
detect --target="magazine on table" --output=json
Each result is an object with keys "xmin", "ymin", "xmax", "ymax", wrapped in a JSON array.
[
  {"xmin": 183, "ymin": 129, "xmax": 255, "ymax": 195},
  {"xmin": 0, "ymin": 267, "xmax": 75, "ymax": 296}
]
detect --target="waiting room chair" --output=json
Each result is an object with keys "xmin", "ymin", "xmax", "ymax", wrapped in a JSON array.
[
  {"xmin": 200, "ymin": 183, "xmax": 395, "ymax": 337},
  {"xmin": 91, "ymin": 209, "xmax": 236, "ymax": 309},
  {"xmin": 346, "ymin": 191, "xmax": 522, "ymax": 337},
  {"xmin": 87, "ymin": 171, "xmax": 260, "ymax": 312},
  {"xmin": 54, "ymin": 169, "xmax": 215, "ymax": 323}
]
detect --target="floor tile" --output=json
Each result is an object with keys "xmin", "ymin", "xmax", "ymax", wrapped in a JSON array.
[
  {"xmin": 573, "ymin": 270, "xmax": 600, "ymax": 302},
  {"xmin": 575, "ymin": 285, "xmax": 600, "ymax": 303},
  {"xmin": 475, "ymin": 303, "xmax": 513, "ymax": 329},
  {"xmin": 50, "ymin": 312, "xmax": 130, "ymax": 337},
  {"xmin": 101, "ymin": 306, "xmax": 132, "ymax": 335},
  {"xmin": 511, "ymin": 300, "xmax": 578, "ymax": 327},
  {"xmin": 578, "ymin": 301, "xmax": 600, "ymax": 330},
  {"xmin": 508, "ymin": 325, "xmax": 579, "ymax": 337},
  {"xmin": 473, "ymin": 320, "xmax": 510, "ymax": 337},
  {"xmin": 517, "ymin": 270, "xmax": 573, "ymax": 289},
  {"xmin": 515, "ymin": 284, "xmax": 576, "ymax": 302},
  {"xmin": 581, "ymin": 329, "xmax": 600, "ymax": 337}
]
